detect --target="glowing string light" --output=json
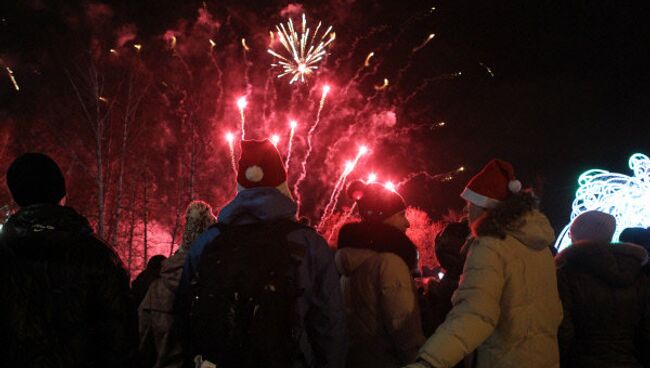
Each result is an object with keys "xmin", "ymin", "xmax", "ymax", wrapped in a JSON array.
[
  {"xmin": 236, "ymin": 96, "xmax": 248, "ymax": 140},
  {"xmin": 286, "ymin": 120, "xmax": 298, "ymax": 170},
  {"xmin": 555, "ymin": 153, "xmax": 650, "ymax": 251},
  {"xmin": 267, "ymin": 13, "xmax": 335, "ymax": 84}
]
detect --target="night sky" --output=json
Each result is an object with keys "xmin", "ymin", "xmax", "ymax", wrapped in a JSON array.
[{"xmin": 1, "ymin": 0, "xmax": 649, "ymax": 235}]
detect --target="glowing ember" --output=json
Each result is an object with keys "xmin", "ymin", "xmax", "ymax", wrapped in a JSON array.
[
  {"xmin": 268, "ymin": 13, "xmax": 335, "ymax": 84},
  {"xmin": 134, "ymin": 44, "xmax": 142, "ymax": 52},
  {"xmin": 209, "ymin": 39, "xmax": 216, "ymax": 48}
]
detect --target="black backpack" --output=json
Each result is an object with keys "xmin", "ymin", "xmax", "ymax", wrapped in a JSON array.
[{"xmin": 189, "ymin": 220, "xmax": 308, "ymax": 368}]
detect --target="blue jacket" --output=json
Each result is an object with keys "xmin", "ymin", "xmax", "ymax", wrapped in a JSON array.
[{"xmin": 178, "ymin": 188, "xmax": 346, "ymax": 368}]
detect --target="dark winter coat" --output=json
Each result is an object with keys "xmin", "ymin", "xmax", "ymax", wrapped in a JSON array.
[
  {"xmin": 336, "ymin": 221, "xmax": 425, "ymax": 368},
  {"xmin": 556, "ymin": 241, "xmax": 650, "ymax": 368},
  {"xmin": 178, "ymin": 188, "xmax": 347, "ymax": 368},
  {"xmin": 0, "ymin": 204, "xmax": 137, "ymax": 368}
]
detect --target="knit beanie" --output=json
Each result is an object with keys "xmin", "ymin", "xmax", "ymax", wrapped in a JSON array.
[
  {"xmin": 347, "ymin": 180, "xmax": 406, "ymax": 222},
  {"xmin": 569, "ymin": 210, "xmax": 617, "ymax": 243},
  {"xmin": 6, "ymin": 153, "xmax": 66, "ymax": 207}
]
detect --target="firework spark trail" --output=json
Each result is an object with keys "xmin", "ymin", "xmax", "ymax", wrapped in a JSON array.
[
  {"xmin": 286, "ymin": 120, "xmax": 298, "ymax": 170},
  {"xmin": 268, "ymin": 14, "xmax": 335, "ymax": 84},
  {"xmin": 333, "ymin": 25, "xmax": 388, "ymax": 71},
  {"xmin": 327, "ymin": 202, "xmax": 357, "ymax": 243},
  {"xmin": 318, "ymin": 146, "xmax": 368, "ymax": 230},
  {"xmin": 479, "ymin": 61, "xmax": 495, "ymax": 77},
  {"xmin": 208, "ymin": 40, "xmax": 224, "ymax": 115},
  {"xmin": 237, "ymin": 97, "xmax": 248, "ymax": 140},
  {"xmin": 392, "ymin": 33, "xmax": 435, "ymax": 91},
  {"xmin": 6, "ymin": 67, "xmax": 19, "ymax": 91},
  {"xmin": 400, "ymin": 72, "xmax": 462, "ymax": 106},
  {"xmin": 225, "ymin": 133, "xmax": 237, "ymax": 174},
  {"xmin": 396, "ymin": 166, "xmax": 465, "ymax": 188},
  {"xmin": 241, "ymin": 39, "xmax": 253, "ymax": 95},
  {"xmin": 295, "ymin": 85, "xmax": 330, "ymax": 215}
]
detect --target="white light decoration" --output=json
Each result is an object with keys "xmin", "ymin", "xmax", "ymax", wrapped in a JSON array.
[{"xmin": 555, "ymin": 153, "xmax": 650, "ymax": 251}]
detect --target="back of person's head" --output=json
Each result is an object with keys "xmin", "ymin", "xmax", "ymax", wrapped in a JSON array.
[
  {"xmin": 435, "ymin": 222, "xmax": 470, "ymax": 273},
  {"xmin": 346, "ymin": 180, "xmax": 406, "ymax": 224},
  {"xmin": 619, "ymin": 227, "xmax": 650, "ymax": 251},
  {"xmin": 6, "ymin": 153, "xmax": 66, "ymax": 207},
  {"xmin": 181, "ymin": 200, "xmax": 217, "ymax": 251},
  {"xmin": 146, "ymin": 255, "xmax": 167, "ymax": 272},
  {"xmin": 569, "ymin": 210, "xmax": 616, "ymax": 243}
]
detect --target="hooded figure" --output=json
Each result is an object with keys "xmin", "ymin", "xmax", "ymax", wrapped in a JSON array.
[
  {"xmin": 336, "ymin": 180, "xmax": 425, "ymax": 368},
  {"xmin": 423, "ymin": 221, "xmax": 470, "ymax": 337},
  {"xmin": 177, "ymin": 139, "xmax": 346, "ymax": 368},
  {"xmin": 556, "ymin": 212, "xmax": 650, "ymax": 368},
  {"xmin": 409, "ymin": 159, "xmax": 563, "ymax": 368},
  {"xmin": 138, "ymin": 201, "xmax": 216, "ymax": 368},
  {"xmin": 0, "ymin": 153, "xmax": 136, "ymax": 367}
]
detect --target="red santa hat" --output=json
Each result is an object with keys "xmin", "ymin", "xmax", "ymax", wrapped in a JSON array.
[
  {"xmin": 460, "ymin": 159, "xmax": 522, "ymax": 208},
  {"xmin": 237, "ymin": 139, "xmax": 292, "ymax": 198}
]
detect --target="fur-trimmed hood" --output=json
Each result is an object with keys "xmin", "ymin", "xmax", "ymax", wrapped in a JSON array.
[
  {"xmin": 337, "ymin": 221, "xmax": 418, "ymax": 271},
  {"xmin": 556, "ymin": 241, "xmax": 648, "ymax": 287},
  {"xmin": 472, "ymin": 192, "xmax": 554, "ymax": 251}
]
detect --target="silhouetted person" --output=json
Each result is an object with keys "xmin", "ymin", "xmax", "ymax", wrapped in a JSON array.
[
  {"xmin": 556, "ymin": 211, "xmax": 650, "ymax": 367},
  {"xmin": 138, "ymin": 200, "xmax": 216, "ymax": 368},
  {"xmin": 132, "ymin": 254, "xmax": 167, "ymax": 308},
  {"xmin": 336, "ymin": 180, "xmax": 425, "ymax": 368},
  {"xmin": 424, "ymin": 221, "xmax": 470, "ymax": 336},
  {"xmin": 0, "ymin": 153, "xmax": 136, "ymax": 367}
]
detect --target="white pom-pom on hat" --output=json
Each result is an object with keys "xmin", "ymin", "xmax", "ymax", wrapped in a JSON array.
[
  {"xmin": 508, "ymin": 179, "xmax": 522, "ymax": 193},
  {"xmin": 245, "ymin": 165, "xmax": 264, "ymax": 182}
]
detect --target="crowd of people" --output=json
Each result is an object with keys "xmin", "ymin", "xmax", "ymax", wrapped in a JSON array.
[{"xmin": 1, "ymin": 143, "xmax": 649, "ymax": 368}]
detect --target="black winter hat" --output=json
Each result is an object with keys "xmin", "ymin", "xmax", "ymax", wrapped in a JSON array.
[
  {"xmin": 347, "ymin": 180, "xmax": 406, "ymax": 222},
  {"xmin": 6, "ymin": 153, "xmax": 66, "ymax": 207}
]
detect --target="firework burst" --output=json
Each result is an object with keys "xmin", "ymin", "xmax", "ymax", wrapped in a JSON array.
[{"xmin": 268, "ymin": 13, "xmax": 336, "ymax": 84}]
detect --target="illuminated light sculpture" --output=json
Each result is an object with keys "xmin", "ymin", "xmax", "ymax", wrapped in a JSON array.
[
  {"xmin": 268, "ymin": 13, "xmax": 335, "ymax": 84},
  {"xmin": 555, "ymin": 153, "xmax": 650, "ymax": 251}
]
